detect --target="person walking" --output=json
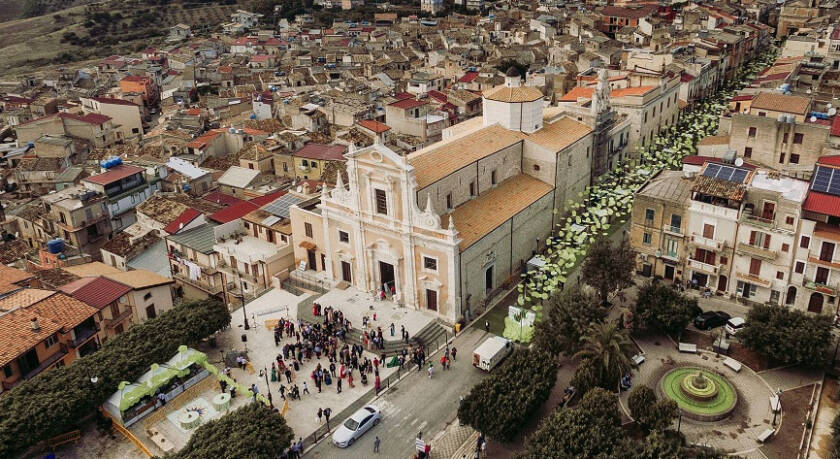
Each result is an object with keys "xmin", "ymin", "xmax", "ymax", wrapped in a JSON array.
[
  {"xmin": 390, "ymin": 323, "xmax": 395, "ymax": 337},
  {"xmin": 484, "ymin": 321, "xmax": 490, "ymax": 332},
  {"xmin": 324, "ymin": 407, "xmax": 332, "ymax": 431},
  {"xmin": 427, "ymin": 363, "xmax": 434, "ymax": 379},
  {"xmin": 337, "ymin": 376, "xmax": 342, "ymax": 393},
  {"xmin": 285, "ymin": 368, "xmax": 292, "ymax": 384},
  {"xmin": 373, "ymin": 435, "xmax": 380, "ymax": 453},
  {"xmin": 451, "ymin": 347, "xmax": 457, "ymax": 361},
  {"xmin": 317, "ymin": 407, "xmax": 323, "ymax": 423},
  {"xmin": 302, "ymin": 381, "xmax": 310, "ymax": 395}
]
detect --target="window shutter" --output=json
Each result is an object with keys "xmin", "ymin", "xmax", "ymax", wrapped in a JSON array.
[
  {"xmin": 764, "ymin": 234, "xmax": 770, "ymax": 249},
  {"xmin": 749, "ymin": 231, "xmax": 755, "ymax": 245}
]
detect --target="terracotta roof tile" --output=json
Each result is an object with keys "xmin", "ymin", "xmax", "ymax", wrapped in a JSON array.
[
  {"xmin": 82, "ymin": 165, "xmax": 145, "ymax": 185},
  {"xmin": 61, "ymin": 276, "xmax": 132, "ymax": 310},
  {"xmin": 484, "ymin": 86, "xmax": 543, "ymax": 103},
  {"xmin": 750, "ymin": 93, "xmax": 810, "ymax": 115}
]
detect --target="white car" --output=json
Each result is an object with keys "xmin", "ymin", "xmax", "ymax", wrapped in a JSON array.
[
  {"xmin": 332, "ymin": 405, "xmax": 381, "ymax": 448},
  {"xmin": 725, "ymin": 317, "xmax": 746, "ymax": 335}
]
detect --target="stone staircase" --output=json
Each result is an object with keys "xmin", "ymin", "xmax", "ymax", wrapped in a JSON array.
[{"xmin": 297, "ymin": 301, "xmax": 451, "ymax": 355}]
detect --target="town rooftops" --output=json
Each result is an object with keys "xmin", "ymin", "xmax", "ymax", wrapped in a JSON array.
[
  {"xmin": 358, "ymin": 120, "xmax": 391, "ymax": 133},
  {"xmin": 600, "ymin": 5, "xmax": 659, "ymax": 18},
  {"xmin": 637, "ymin": 170, "xmax": 694, "ymax": 205},
  {"xmin": 83, "ymin": 164, "xmax": 145, "ymax": 186},
  {"xmin": 445, "ymin": 174, "xmax": 553, "ymax": 251},
  {"xmin": 202, "ymin": 191, "xmax": 245, "ymax": 207},
  {"xmin": 104, "ymin": 270, "xmax": 174, "ymax": 289},
  {"xmin": 163, "ymin": 208, "xmax": 202, "ymax": 234},
  {"xmin": 750, "ymin": 93, "xmax": 811, "ymax": 115},
  {"xmin": 389, "ymin": 98, "xmax": 427, "ymax": 110},
  {"xmin": 218, "ymin": 166, "xmax": 260, "ymax": 189},
  {"xmin": 62, "ymin": 262, "xmax": 122, "ymax": 278},
  {"xmin": 207, "ymin": 191, "xmax": 287, "ymax": 224},
  {"xmin": 294, "ymin": 143, "xmax": 348, "ymax": 161},
  {"xmin": 60, "ymin": 276, "xmax": 132, "ymax": 310},
  {"xmin": 0, "ymin": 265, "xmax": 35, "ymax": 287}
]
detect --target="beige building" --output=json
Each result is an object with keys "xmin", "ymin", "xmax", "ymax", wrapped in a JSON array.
[
  {"xmin": 289, "ymin": 88, "xmax": 595, "ymax": 322},
  {"xmin": 80, "ymin": 96, "xmax": 144, "ymax": 143}
]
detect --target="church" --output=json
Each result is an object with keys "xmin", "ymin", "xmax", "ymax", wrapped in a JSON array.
[{"xmin": 289, "ymin": 69, "xmax": 629, "ymax": 323}]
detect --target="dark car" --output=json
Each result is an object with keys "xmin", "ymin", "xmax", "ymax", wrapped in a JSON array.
[{"xmin": 693, "ymin": 311, "xmax": 731, "ymax": 330}]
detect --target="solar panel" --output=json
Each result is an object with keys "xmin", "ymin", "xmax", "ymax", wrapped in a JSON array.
[
  {"xmin": 702, "ymin": 163, "xmax": 749, "ymax": 184},
  {"xmin": 811, "ymin": 165, "xmax": 840, "ymax": 196},
  {"xmin": 262, "ymin": 194, "xmax": 304, "ymax": 218},
  {"xmin": 261, "ymin": 215, "xmax": 281, "ymax": 227}
]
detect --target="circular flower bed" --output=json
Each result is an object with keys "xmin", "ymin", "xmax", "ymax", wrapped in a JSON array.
[{"xmin": 661, "ymin": 367, "xmax": 738, "ymax": 421}]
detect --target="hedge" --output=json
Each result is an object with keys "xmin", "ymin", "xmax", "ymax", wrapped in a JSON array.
[
  {"xmin": 0, "ymin": 299, "xmax": 230, "ymax": 457},
  {"xmin": 166, "ymin": 402, "xmax": 293, "ymax": 459},
  {"xmin": 457, "ymin": 348, "xmax": 558, "ymax": 442}
]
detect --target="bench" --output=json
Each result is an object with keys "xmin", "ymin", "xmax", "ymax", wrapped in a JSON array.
[
  {"xmin": 632, "ymin": 353, "xmax": 646, "ymax": 366},
  {"xmin": 757, "ymin": 428, "xmax": 774, "ymax": 443},
  {"xmin": 678, "ymin": 343, "xmax": 697, "ymax": 354},
  {"xmin": 147, "ymin": 428, "xmax": 174, "ymax": 453},
  {"xmin": 723, "ymin": 357, "xmax": 742, "ymax": 372}
]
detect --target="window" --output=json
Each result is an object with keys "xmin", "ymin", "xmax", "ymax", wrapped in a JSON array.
[
  {"xmin": 779, "ymin": 152, "xmax": 786, "ymax": 164},
  {"xmin": 533, "ymin": 164, "xmax": 540, "ymax": 171},
  {"xmin": 749, "ymin": 231, "xmax": 771, "ymax": 249},
  {"xmin": 720, "ymin": 256, "xmax": 728, "ymax": 265},
  {"xmin": 643, "ymin": 232, "xmax": 652, "ymax": 245},
  {"xmin": 783, "ymin": 133, "xmax": 789, "ymax": 144},
  {"xmin": 758, "ymin": 111, "xmax": 766, "ymax": 117},
  {"xmin": 748, "ymin": 127, "xmax": 756, "ymax": 137},
  {"xmin": 702, "ymin": 223, "xmax": 714, "ymax": 239},
  {"xmin": 339, "ymin": 230, "xmax": 349, "ymax": 243},
  {"xmin": 244, "ymin": 222, "xmax": 250, "ymax": 229},
  {"xmin": 795, "ymin": 261, "xmax": 805, "ymax": 274},
  {"xmin": 790, "ymin": 153, "xmax": 800, "ymax": 164},
  {"xmin": 694, "ymin": 248, "xmax": 716, "ymax": 265},
  {"xmin": 423, "ymin": 256, "xmax": 437, "ymax": 271},
  {"xmin": 777, "ymin": 271, "xmax": 784, "ymax": 280},
  {"xmin": 793, "ymin": 133, "xmax": 804, "ymax": 144},
  {"xmin": 301, "ymin": 159, "xmax": 309, "ymax": 166},
  {"xmin": 283, "ymin": 162, "xmax": 289, "ymax": 172},
  {"xmin": 491, "ymin": 170, "xmax": 497, "ymax": 185},
  {"xmin": 110, "ymin": 303, "xmax": 120, "ymax": 318},
  {"xmin": 645, "ymin": 209, "xmax": 654, "ymax": 222},
  {"xmin": 374, "ymin": 189, "xmax": 388, "ymax": 214},
  {"xmin": 782, "ymin": 243, "xmax": 790, "ymax": 252},
  {"xmin": 304, "ymin": 222, "xmax": 313, "ymax": 238},
  {"xmin": 665, "ymin": 238, "xmax": 678, "ymax": 257},
  {"xmin": 800, "ymin": 236, "xmax": 810, "ymax": 249},
  {"xmin": 644, "ymin": 112, "xmax": 648, "ymax": 123},
  {"xmin": 146, "ymin": 304, "xmax": 156, "ymax": 319},
  {"xmin": 143, "ymin": 292, "xmax": 152, "ymax": 301},
  {"xmin": 744, "ymin": 147, "xmax": 752, "ymax": 158},
  {"xmin": 248, "ymin": 163, "xmax": 254, "ymax": 170},
  {"xmin": 469, "ymin": 181, "xmax": 475, "ymax": 196},
  {"xmin": 311, "ymin": 161, "xmax": 318, "ymax": 168},
  {"xmin": 45, "ymin": 333, "xmax": 58, "ymax": 348},
  {"xmin": 2, "ymin": 365, "xmax": 11, "ymax": 378},
  {"xmin": 786, "ymin": 216, "xmax": 794, "ymax": 225},
  {"xmin": 670, "ymin": 214, "xmax": 682, "ymax": 230},
  {"xmin": 446, "ymin": 193, "xmax": 452, "ymax": 210},
  {"xmin": 749, "ymin": 258, "xmax": 762, "ymax": 276}
]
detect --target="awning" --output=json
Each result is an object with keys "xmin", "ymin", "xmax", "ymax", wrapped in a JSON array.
[{"xmin": 299, "ymin": 241, "xmax": 316, "ymax": 250}]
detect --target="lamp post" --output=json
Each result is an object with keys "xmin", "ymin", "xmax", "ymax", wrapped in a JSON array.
[{"xmin": 263, "ymin": 366, "xmax": 274, "ymax": 408}]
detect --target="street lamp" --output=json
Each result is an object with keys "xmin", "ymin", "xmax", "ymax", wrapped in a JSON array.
[
  {"xmin": 772, "ymin": 388, "xmax": 783, "ymax": 426},
  {"xmin": 263, "ymin": 366, "xmax": 274, "ymax": 408}
]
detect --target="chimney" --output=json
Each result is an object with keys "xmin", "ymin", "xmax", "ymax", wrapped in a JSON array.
[{"xmin": 30, "ymin": 317, "xmax": 41, "ymax": 331}]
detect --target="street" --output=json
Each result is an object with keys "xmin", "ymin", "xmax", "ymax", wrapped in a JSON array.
[{"xmin": 305, "ymin": 326, "xmax": 491, "ymax": 458}]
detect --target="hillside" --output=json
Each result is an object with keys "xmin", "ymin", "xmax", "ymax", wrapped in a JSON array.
[{"xmin": 0, "ymin": 0, "xmax": 245, "ymax": 78}]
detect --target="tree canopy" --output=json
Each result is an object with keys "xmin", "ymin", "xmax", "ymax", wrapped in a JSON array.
[
  {"xmin": 628, "ymin": 385, "xmax": 679, "ymax": 434},
  {"xmin": 167, "ymin": 402, "xmax": 293, "ymax": 458},
  {"xmin": 572, "ymin": 321, "xmax": 635, "ymax": 392},
  {"xmin": 458, "ymin": 348, "xmax": 557, "ymax": 442},
  {"xmin": 0, "ymin": 299, "xmax": 230, "ymax": 458},
  {"xmin": 582, "ymin": 238, "xmax": 635, "ymax": 305},
  {"xmin": 739, "ymin": 303, "xmax": 832, "ymax": 366},
  {"xmin": 533, "ymin": 286, "xmax": 606, "ymax": 357},
  {"xmin": 632, "ymin": 281, "xmax": 700, "ymax": 337}
]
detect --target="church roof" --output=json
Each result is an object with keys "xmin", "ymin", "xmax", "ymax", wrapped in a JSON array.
[{"xmin": 483, "ymin": 86, "xmax": 543, "ymax": 103}]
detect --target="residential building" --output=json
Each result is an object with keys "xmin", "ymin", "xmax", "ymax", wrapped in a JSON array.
[
  {"xmin": 421, "ymin": 0, "xmax": 444, "ymax": 15},
  {"xmin": 0, "ymin": 290, "xmax": 100, "ymax": 393},
  {"xmin": 165, "ymin": 223, "xmax": 226, "ymax": 301},
  {"xmin": 385, "ymin": 98, "xmax": 450, "ymax": 145},
  {"xmin": 79, "ymin": 97, "xmax": 144, "ymax": 143},
  {"xmin": 40, "ymin": 185, "xmax": 113, "ymax": 260},
  {"xmin": 82, "ymin": 164, "xmax": 160, "ymax": 231},
  {"xmin": 293, "ymin": 143, "xmax": 348, "ymax": 182},
  {"xmin": 59, "ymin": 276, "xmax": 133, "ymax": 341}
]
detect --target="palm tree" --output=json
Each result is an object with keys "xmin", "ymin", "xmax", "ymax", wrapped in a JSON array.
[{"xmin": 573, "ymin": 321, "xmax": 635, "ymax": 389}]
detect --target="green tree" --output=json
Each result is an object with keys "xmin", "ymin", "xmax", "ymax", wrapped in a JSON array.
[
  {"xmin": 739, "ymin": 303, "xmax": 832, "ymax": 366},
  {"xmin": 167, "ymin": 403, "xmax": 293, "ymax": 458},
  {"xmin": 0, "ymin": 299, "xmax": 230, "ymax": 458},
  {"xmin": 458, "ymin": 349, "xmax": 558, "ymax": 442},
  {"xmin": 494, "ymin": 59, "xmax": 529, "ymax": 79},
  {"xmin": 517, "ymin": 388, "xmax": 625, "ymax": 458},
  {"xmin": 628, "ymin": 385, "xmax": 679, "ymax": 433},
  {"xmin": 632, "ymin": 281, "xmax": 700, "ymax": 337},
  {"xmin": 573, "ymin": 321, "xmax": 635, "ymax": 391},
  {"xmin": 582, "ymin": 237, "xmax": 635, "ymax": 305},
  {"xmin": 533, "ymin": 286, "xmax": 605, "ymax": 357}
]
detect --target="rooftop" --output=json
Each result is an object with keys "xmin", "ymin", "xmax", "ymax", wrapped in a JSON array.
[
  {"xmin": 294, "ymin": 143, "xmax": 348, "ymax": 161},
  {"xmin": 83, "ymin": 165, "xmax": 145, "ymax": 186},
  {"xmin": 60, "ymin": 276, "xmax": 132, "ymax": 310},
  {"xmin": 167, "ymin": 223, "xmax": 218, "ymax": 254},
  {"xmin": 104, "ymin": 270, "xmax": 174, "ymax": 289},
  {"xmin": 750, "ymin": 93, "xmax": 811, "ymax": 115},
  {"xmin": 484, "ymin": 85, "xmax": 543, "ymax": 103},
  {"xmin": 445, "ymin": 174, "xmax": 553, "ymax": 251},
  {"xmin": 637, "ymin": 170, "xmax": 694, "ymax": 205}
]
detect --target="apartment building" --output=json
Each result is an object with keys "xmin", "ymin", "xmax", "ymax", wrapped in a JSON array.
[
  {"xmin": 82, "ymin": 164, "xmax": 160, "ymax": 231},
  {"xmin": 15, "ymin": 112, "xmax": 123, "ymax": 148},
  {"xmin": 0, "ymin": 290, "xmax": 101, "ymax": 393},
  {"xmin": 40, "ymin": 185, "xmax": 113, "ymax": 259},
  {"xmin": 60, "ymin": 276, "xmax": 133, "ymax": 341},
  {"xmin": 79, "ymin": 96, "xmax": 144, "ymax": 143},
  {"xmin": 385, "ymin": 97, "xmax": 450, "ymax": 145},
  {"xmin": 165, "ymin": 223, "xmax": 226, "ymax": 301}
]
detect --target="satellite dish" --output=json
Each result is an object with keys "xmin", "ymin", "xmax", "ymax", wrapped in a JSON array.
[
  {"xmin": 829, "ymin": 108, "xmax": 837, "ymax": 116},
  {"xmin": 735, "ymin": 157, "xmax": 744, "ymax": 167},
  {"xmin": 811, "ymin": 115, "xmax": 817, "ymax": 122},
  {"xmin": 296, "ymin": 186, "xmax": 302, "ymax": 192}
]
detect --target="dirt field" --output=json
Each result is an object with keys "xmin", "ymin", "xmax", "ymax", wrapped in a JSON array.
[{"xmin": 761, "ymin": 384, "xmax": 815, "ymax": 459}]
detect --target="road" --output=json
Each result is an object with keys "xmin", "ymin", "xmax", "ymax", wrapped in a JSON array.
[{"xmin": 305, "ymin": 326, "xmax": 491, "ymax": 458}]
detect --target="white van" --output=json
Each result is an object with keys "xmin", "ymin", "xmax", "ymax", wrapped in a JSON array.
[
  {"xmin": 472, "ymin": 336, "xmax": 513, "ymax": 372},
  {"xmin": 725, "ymin": 317, "xmax": 746, "ymax": 335}
]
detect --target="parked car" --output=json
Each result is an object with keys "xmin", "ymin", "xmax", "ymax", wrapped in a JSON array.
[
  {"xmin": 725, "ymin": 317, "xmax": 746, "ymax": 335},
  {"xmin": 332, "ymin": 405, "xmax": 381, "ymax": 448},
  {"xmin": 472, "ymin": 336, "xmax": 513, "ymax": 372},
  {"xmin": 693, "ymin": 311, "xmax": 731, "ymax": 330}
]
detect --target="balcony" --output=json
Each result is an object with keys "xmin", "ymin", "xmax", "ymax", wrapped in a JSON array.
[
  {"xmin": 662, "ymin": 224, "xmax": 684, "ymax": 237},
  {"xmin": 689, "ymin": 201, "xmax": 739, "ymax": 220},
  {"xmin": 736, "ymin": 242, "xmax": 777, "ymax": 261},
  {"xmin": 736, "ymin": 271, "xmax": 771, "ymax": 287},
  {"xmin": 688, "ymin": 258, "xmax": 719, "ymax": 275},
  {"xmin": 71, "ymin": 324, "xmax": 99, "ymax": 348},
  {"xmin": 103, "ymin": 307, "xmax": 134, "ymax": 329},
  {"xmin": 808, "ymin": 256, "xmax": 840, "ymax": 270},
  {"xmin": 690, "ymin": 233, "xmax": 725, "ymax": 251},
  {"xmin": 21, "ymin": 345, "xmax": 68, "ymax": 380},
  {"xmin": 217, "ymin": 263, "xmax": 260, "ymax": 285},
  {"xmin": 739, "ymin": 213, "xmax": 776, "ymax": 230},
  {"xmin": 173, "ymin": 272, "xmax": 224, "ymax": 295},
  {"xmin": 803, "ymin": 279, "xmax": 838, "ymax": 296}
]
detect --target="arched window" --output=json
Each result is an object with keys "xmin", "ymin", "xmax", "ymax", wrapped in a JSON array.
[{"xmin": 785, "ymin": 286, "xmax": 796, "ymax": 305}]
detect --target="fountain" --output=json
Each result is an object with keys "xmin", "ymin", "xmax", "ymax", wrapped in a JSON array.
[{"xmin": 660, "ymin": 367, "xmax": 737, "ymax": 421}]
